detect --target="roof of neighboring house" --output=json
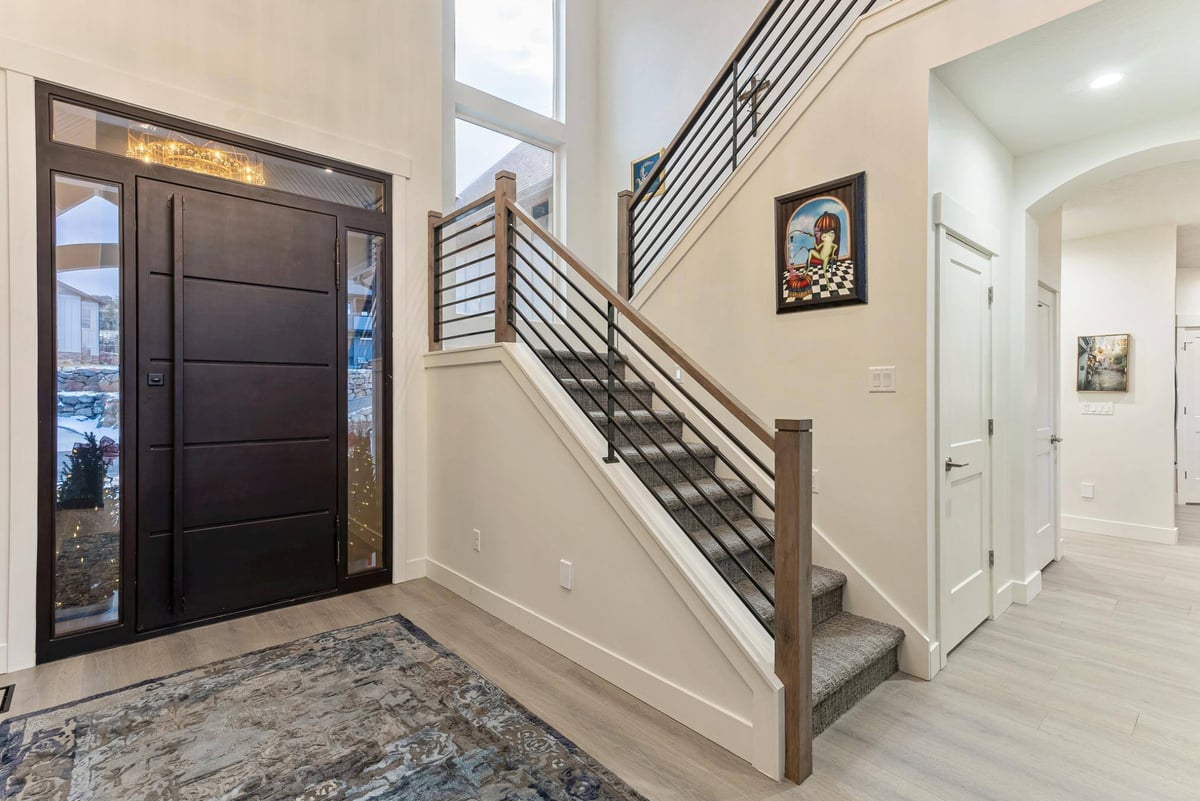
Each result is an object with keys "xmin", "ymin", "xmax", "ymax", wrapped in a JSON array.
[
  {"xmin": 56, "ymin": 280, "xmax": 106, "ymax": 304},
  {"xmin": 457, "ymin": 141, "xmax": 553, "ymax": 208}
]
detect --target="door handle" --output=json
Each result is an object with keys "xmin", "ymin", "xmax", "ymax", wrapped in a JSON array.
[
  {"xmin": 1050, "ymin": 435, "xmax": 1064, "ymax": 445},
  {"xmin": 945, "ymin": 458, "xmax": 969, "ymax": 472}
]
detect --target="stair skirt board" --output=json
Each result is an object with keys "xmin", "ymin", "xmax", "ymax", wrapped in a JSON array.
[{"xmin": 530, "ymin": 348, "xmax": 905, "ymax": 740}]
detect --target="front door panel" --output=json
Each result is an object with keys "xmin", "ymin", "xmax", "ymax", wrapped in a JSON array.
[{"xmin": 136, "ymin": 178, "xmax": 338, "ymax": 630}]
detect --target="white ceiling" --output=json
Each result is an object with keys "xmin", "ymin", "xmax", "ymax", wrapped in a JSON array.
[
  {"xmin": 1061, "ymin": 160, "xmax": 1200, "ymax": 267},
  {"xmin": 935, "ymin": 0, "xmax": 1200, "ymax": 156}
]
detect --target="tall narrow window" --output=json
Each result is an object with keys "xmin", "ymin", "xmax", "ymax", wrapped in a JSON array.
[
  {"xmin": 347, "ymin": 231, "xmax": 386, "ymax": 575},
  {"xmin": 53, "ymin": 174, "xmax": 122, "ymax": 635},
  {"xmin": 455, "ymin": 0, "xmax": 556, "ymax": 118}
]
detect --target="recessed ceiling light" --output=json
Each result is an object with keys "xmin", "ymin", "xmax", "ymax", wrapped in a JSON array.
[{"xmin": 1089, "ymin": 73, "xmax": 1124, "ymax": 90}]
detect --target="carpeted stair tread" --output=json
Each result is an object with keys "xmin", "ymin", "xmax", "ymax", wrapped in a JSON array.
[
  {"xmin": 586, "ymin": 408, "xmax": 680, "ymax": 430},
  {"xmin": 651, "ymin": 476, "xmax": 753, "ymax": 511},
  {"xmin": 811, "ymin": 612, "xmax": 904, "ymax": 707},
  {"xmin": 560, "ymin": 377, "xmax": 653, "ymax": 395},
  {"xmin": 619, "ymin": 440, "xmax": 715, "ymax": 466}
]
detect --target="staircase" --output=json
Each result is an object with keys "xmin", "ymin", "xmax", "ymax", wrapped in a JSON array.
[{"xmin": 543, "ymin": 349, "xmax": 903, "ymax": 736}]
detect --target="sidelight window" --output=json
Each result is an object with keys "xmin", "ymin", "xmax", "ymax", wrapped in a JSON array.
[{"xmin": 52, "ymin": 174, "xmax": 123, "ymax": 636}]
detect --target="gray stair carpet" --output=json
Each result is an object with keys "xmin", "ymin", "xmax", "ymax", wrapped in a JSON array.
[{"xmin": 533, "ymin": 349, "xmax": 903, "ymax": 736}]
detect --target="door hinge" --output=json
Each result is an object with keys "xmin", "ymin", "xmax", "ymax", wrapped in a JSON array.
[
  {"xmin": 988, "ymin": 549, "xmax": 995, "ymax": 568},
  {"xmin": 988, "ymin": 418, "xmax": 994, "ymax": 436},
  {"xmin": 988, "ymin": 286, "xmax": 994, "ymax": 306},
  {"xmin": 335, "ymin": 237, "xmax": 341, "ymax": 290},
  {"xmin": 335, "ymin": 513, "xmax": 342, "ymax": 565}
]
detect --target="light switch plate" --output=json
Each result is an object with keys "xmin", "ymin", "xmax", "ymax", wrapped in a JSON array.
[
  {"xmin": 559, "ymin": 560, "xmax": 573, "ymax": 590},
  {"xmin": 1081, "ymin": 482, "xmax": 1095, "ymax": 499},
  {"xmin": 869, "ymin": 366, "xmax": 897, "ymax": 393},
  {"xmin": 1081, "ymin": 402, "xmax": 1114, "ymax": 416}
]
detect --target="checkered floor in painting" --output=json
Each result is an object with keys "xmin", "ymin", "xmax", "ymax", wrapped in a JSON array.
[{"xmin": 808, "ymin": 259, "xmax": 856, "ymax": 300}]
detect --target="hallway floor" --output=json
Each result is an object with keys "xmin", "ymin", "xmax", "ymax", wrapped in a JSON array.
[{"xmin": 3, "ymin": 516, "xmax": 1199, "ymax": 800}]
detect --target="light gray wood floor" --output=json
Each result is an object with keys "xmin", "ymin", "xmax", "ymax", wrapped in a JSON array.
[{"xmin": 4, "ymin": 513, "xmax": 1200, "ymax": 800}]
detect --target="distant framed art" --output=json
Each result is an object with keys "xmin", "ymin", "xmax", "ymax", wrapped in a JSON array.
[
  {"xmin": 1077, "ymin": 334, "xmax": 1130, "ymax": 392},
  {"xmin": 775, "ymin": 172, "xmax": 867, "ymax": 313},
  {"xmin": 631, "ymin": 149, "xmax": 665, "ymax": 197}
]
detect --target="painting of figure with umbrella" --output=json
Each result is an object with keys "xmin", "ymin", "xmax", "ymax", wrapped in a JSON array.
[
  {"xmin": 1077, "ymin": 334, "xmax": 1130, "ymax": 392},
  {"xmin": 776, "ymin": 172, "xmax": 867, "ymax": 313}
]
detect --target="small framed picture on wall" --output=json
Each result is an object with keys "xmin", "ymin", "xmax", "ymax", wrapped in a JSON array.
[
  {"xmin": 631, "ymin": 149, "xmax": 666, "ymax": 197},
  {"xmin": 1077, "ymin": 333, "xmax": 1130, "ymax": 392},
  {"xmin": 775, "ymin": 172, "xmax": 867, "ymax": 313}
]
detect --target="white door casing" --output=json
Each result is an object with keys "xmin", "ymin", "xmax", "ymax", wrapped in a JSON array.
[
  {"xmin": 1177, "ymin": 328, "xmax": 1200, "ymax": 504},
  {"xmin": 937, "ymin": 234, "xmax": 993, "ymax": 657},
  {"xmin": 1033, "ymin": 286, "xmax": 1061, "ymax": 567}
]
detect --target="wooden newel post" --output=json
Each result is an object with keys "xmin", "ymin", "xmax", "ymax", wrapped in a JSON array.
[
  {"xmin": 428, "ymin": 211, "xmax": 444, "ymax": 352},
  {"xmin": 494, "ymin": 171, "xmax": 517, "ymax": 343},
  {"xmin": 617, "ymin": 190, "xmax": 634, "ymax": 300},
  {"xmin": 774, "ymin": 418, "xmax": 813, "ymax": 784}
]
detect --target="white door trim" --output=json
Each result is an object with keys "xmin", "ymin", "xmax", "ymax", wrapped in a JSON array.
[
  {"xmin": 1037, "ymin": 283, "xmax": 1063, "ymax": 564},
  {"xmin": 931, "ymin": 192, "xmax": 1000, "ymax": 669}
]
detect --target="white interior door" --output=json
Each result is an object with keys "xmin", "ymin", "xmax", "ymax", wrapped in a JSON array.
[
  {"xmin": 1033, "ymin": 286, "xmax": 1060, "ymax": 568},
  {"xmin": 938, "ymin": 234, "xmax": 993, "ymax": 656},
  {"xmin": 1177, "ymin": 328, "xmax": 1200, "ymax": 503}
]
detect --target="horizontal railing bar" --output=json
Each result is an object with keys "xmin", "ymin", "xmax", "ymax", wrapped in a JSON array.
[
  {"xmin": 438, "ymin": 327, "xmax": 494, "ymax": 342},
  {"xmin": 436, "ymin": 290, "xmax": 494, "ymax": 309},
  {"xmin": 511, "ymin": 265, "xmax": 776, "ymax": 542},
  {"xmin": 505, "ymin": 198, "xmax": 776, "ymax": 451},
  {"xmin": 440, "ymin": 309, "xmax": 494, "ymax": 325},
  {"xmin": 436, "ymin": 232, "xmax": 496, "ymax": 262},
  {"xmin": 436, "ymin": 213, "xmax": 496, "ymax": 243},
  {"xmin": 630, "ymin": 0, "xmax": 785, "ymax": 206},
  {"xmin": 508, "ymin": 291, "xmax": 776, "ymax": 605},
  {"xmin": 438, "ymin": 272, "xmax": 496, "ymax": 295},
  {"xmin": 437, "ymin": 252, "xmax": 495, "ymax": 277},
  {"xmin": 511, "ymin": 227, "xmax": 608, "ymax": 318},
  {"xmin": 436, "ymin": 191, "xmax": 496, "ymax": 228},
  {"xmin": 633, "ymin": 152, "xmax": 737, "ymax": 279},
  {"xmin": 631, "ymin": 115, "xmax": 736, "ymax": 236},
  {"xmin": 738, "ymin": 0, "xmax": 823, "ymax": 88},
  {"xmin": 511, "ymin": 307, "xmax": 776, "ymax": 628}
]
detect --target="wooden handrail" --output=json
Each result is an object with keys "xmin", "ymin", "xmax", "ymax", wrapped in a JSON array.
[
  {"xmin": 630, "ymin": 0, "xmax": 785, "ymax": 206},
  {"xmin": 438, "ymin": 189, "xmax": 498, "ymax": 228},
  {"xmin": 505, "ymin": 197, "xmax": 775, "ymax": 451}
]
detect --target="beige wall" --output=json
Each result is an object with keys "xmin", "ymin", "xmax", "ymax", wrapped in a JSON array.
[
  {"xmin": 1060, "ymin": 226, "xmax": 1178, "ymax": 542},
  {"xmin": 596, "ymin": 0, "xmax": 1097, "ymax": 668},
  {"xmin": 424, "ymin": 345, "xmax": 781, "ymax": 775},
  {"xmin": 0, "ymin": 0, "xmax": 444, "ymax": 670}
]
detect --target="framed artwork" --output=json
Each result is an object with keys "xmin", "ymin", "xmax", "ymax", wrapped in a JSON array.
[
  {"xmin": 631, "ymin": 149, "xmax": 665, "ymax": 197},
  {"xmin": 1077, "ymin": 334, "xmax": 1130, "ymax": 392},
  {"xmin": 775, "ymin": 172, "xmax": 867, "ymax": 313}
]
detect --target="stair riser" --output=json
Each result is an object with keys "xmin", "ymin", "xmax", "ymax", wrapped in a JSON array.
[
  {"xmin": 541, "ymin": 356, "xmax": 627, "ymax": 383},
  {"xmin": 812, "ymin": 647, "xmax": 898, "ymax": 736},
  {"xmin": 812, "ymin": 586, "xmax": 842, "ymax": 627},
  {"xmin": 569, "ymin": 387, "xmax": 654, "ymax": 415},
  {"xmin": 626, "ymin": 453, "xmax": 717, "ymax": 485},
  {"xmin": 667, "ymin": 492, "xmax": 756, "ymax": 532}
]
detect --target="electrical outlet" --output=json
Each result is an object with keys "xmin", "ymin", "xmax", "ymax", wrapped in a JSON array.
[
  {"xmin": 559, "ymin": 559, "xmax": 573, "ymax": 590},
  {"xmin": 472, "ymin": 529, "xmax": 481, "ymax": 552},
  {"xmin": 812, "ymin": 469, "xmax": 821, "ymax": 494},
  {"xmin": 1080, "ymin": 483, "xmax": 1095, "ymax": 500}
]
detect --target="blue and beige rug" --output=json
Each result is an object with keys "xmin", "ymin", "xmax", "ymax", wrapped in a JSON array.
[{"xmin": 0, "ymin": 616, "xmax": 648, "ymax": 800}]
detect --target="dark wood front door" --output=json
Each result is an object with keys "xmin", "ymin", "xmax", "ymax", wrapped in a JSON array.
[{"xmin": 135, "ymin": 178, "xmax": 340, "ymax": 630}]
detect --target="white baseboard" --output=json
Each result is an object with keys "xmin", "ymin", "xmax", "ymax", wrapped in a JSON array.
[
  {"xmin": 422, "ymin": 557, "xmax": 756, "ymax": 763},
  {"xmin": 403, "ymin": 557, "xmax": 428, "ymax": 581},
  {"xmin": 1012, "ymin": 571, "xmax": 1043, "ymax": 605},
  {"xmin": 1061, "ymin": 515, "xmax": 1178, "ymax": 545}
]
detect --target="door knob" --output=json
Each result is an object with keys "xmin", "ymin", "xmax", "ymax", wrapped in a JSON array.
[
  {"xmin": 1050, "ymin": 435, "xmax": 1064, "ymax": 445},
  {"xmin": 945, "ymin": 458, "xmax": 969, "ymax": 472}
]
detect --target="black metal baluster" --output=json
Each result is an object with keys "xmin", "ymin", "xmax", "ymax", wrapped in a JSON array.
[{"xmin": 604, "ymin": 302, "xmax": 618, "ymax": 464}]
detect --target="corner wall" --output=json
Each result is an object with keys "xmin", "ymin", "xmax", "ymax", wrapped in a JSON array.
[{"xmin": 1059, "ymin": 226, "xmax": 1178, "ymax": 544}]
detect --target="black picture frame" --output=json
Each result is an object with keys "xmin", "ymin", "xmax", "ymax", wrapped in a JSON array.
[{"xmin": 775, "ymin": 172, "xmax": 867, "ymax": 314}]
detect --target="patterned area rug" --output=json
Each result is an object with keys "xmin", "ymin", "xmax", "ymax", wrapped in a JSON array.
[{"xmin": 0, "ymin": 616, "xmax": 648, "ymax": 800}]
